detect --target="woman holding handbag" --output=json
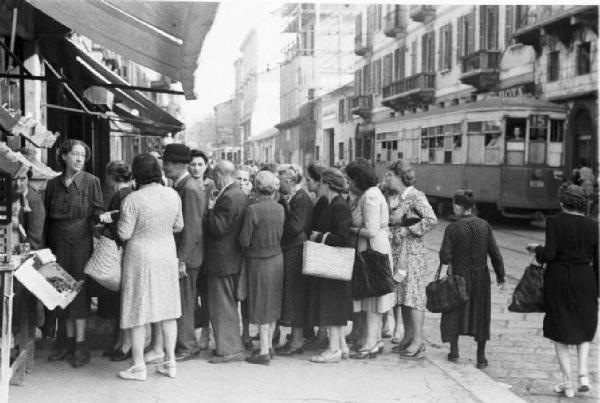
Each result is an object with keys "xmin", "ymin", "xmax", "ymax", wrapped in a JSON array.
[
  {"xmin": 347, "ymin": 160, "xmax": 394, "ymax": 359},
  {"xmin": 439, "ymin": 190, "xmax": 505, "ymax": 369},
  {"xmin": 306, "ymin": 168, "xmax": 353, "ymax": 363},
  {"xmin": 385, "ymin": 160, "xmax": 437, "ymax": 359}
]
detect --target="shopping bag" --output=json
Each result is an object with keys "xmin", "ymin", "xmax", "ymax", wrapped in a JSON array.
[
  {"xmin": 352, "ymin": 239, "xmax": 394, "ymax": 299},
  {"xmin": 302, "ymin": 240, "xmax": 355, "ymax": 281},
  {"xmin": 426, "ymin": 264, "xmax": 469, "ymax": 313},
  {"xmin": 508, "ymin": 262, "xmax": 545, "ymax": 313},
  {"xmin": 84, "ymin": 235, "xmax": 122, "ymax": 291}
]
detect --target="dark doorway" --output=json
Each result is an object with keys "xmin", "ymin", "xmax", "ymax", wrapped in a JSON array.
[{"xmin": 325, "ymin": 128, "xmax": 335, "ymax": 167}]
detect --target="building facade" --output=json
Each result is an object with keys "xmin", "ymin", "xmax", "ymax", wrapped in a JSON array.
[{"xmin": 214, "ymin": 98, "xmax": 241, "ymax": 163}]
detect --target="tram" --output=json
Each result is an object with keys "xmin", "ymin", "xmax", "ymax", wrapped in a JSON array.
[{"xmin": 373, "ymin": 96, "xmax": 569, "ymax": 219}]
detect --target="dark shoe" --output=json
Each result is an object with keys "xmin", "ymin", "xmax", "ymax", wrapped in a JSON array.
[
  {"xmin": 245, "ymin": 353, "xmax": 270, "ymax": 365},
  {"xmin": 399, "ymin": 343, "xmax": 426, "ymax": 360},
  {"xmin": 476, "ymin": 359, "xmax": 488, "ymax": 369},
  {"xmin": 272, "ymin": 328, "xmax": 281, "ymax": 346},
  {"xmin": 175, "ymin": 350, "xmax": 200, "ymax": 362},
  {"xmin": 277, "ymin": 345, "xmax": 304, "ymax": 356},
  {"xmin": 209, "ymin": 352, "xmax": 245, "ymax": 364},
  {"xmin": 269, "ymin": 348, "xmax": 275, "ymax": 360},
  {"xmin": 48, "ymin": 338, "xmax": 74, "ymax": 362},
  {"xmin": 110, "ymin": 349, "xmax": 132, "ymax": 362},
  {"xmin": 243, "ymin": 339, "xmax": 254, "ymax": 351},
  {"xmin": 304, "ymin": 337, "xmax": 328, "ymax": 351},
  {"xmin": 447, "ymin": 352, "xmax": 459, "ymax": 363},
  {"xmin": 70, "ymin": 345, "xmax": 90, "ymax": 368}
]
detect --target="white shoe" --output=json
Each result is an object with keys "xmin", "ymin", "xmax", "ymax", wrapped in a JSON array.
[
  {"xmin": 119, "ymin": 364, "xmax": 147, "ymax": 381},
  {"xmin": 156, "ymin": 360, "xmax": 177, "ymax": 378},
  {"xmin": 554, "ymin": 381, "xmax": 575, "ymax": 398},
  {"xmin": 578, "ymin": 375, "xmax": 590, "ymax": 392},
  {"xmin": 144, "ymin": 350, "xmax": 165, "ymax": 364}
]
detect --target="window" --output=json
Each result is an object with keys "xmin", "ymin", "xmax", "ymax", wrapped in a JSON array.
[
  {"xmin": 410, "ymin": 40, "xmax": 417, "ymax": 75},
  {"xmin": 457, "ymin": 10, "xmax": 475, "ymax": 61},
  {"xmin": 338, "ymin": 99, "xmax": 345, "ymax": 123},
  {"xmin": 338, "ymin": 142, "xmax": 345, "ymax": 161},
  {"xmin": 529, "ymin": 115, "xmax": 548, "ymax": 164},
  {"xmin": 550, "ymin": 119, "xmax": 564, "ymax": 143},
  {"xmin": 362, "ymin": 64, "xmax": 371, "ymax": 94},
  {"xmin": 354, "ymin": 70, "xmax": 362, "ymax": 96},
  {"xmin": 548, "ymin": 119, "xmax": 565, "ymax": 167},
  {"xmin": 420, "ymin": 124, "xmax": 463, "ymax": 164},
  {"xmin": 375, "ymin": 5, "xmax": 382, "ymax": 31},
  {"xmin": 504, "ymin": 5, "xmax": 529, "ymax": 44},
  {"xmin": 383, "ymin": 53, "xmax": 393, "ymax": 87},
  {"xmin": 438, "ymin": 23, "xmax": 453, "ymax": 71},
  {"xmin": 479, "ymin": 5, "xmax": 499, "ymax": 50},
  {"xmin": 394, "ymin": 46, "xmax": 405, "ymax": 81},
  {"xmin": 547, "ymin": 51, "xmax": 559, "ymax": 82},
  {"xmin": 373, "ymin": 59, "xmax": 382, "ymax": 94},
  {"xmin": 421, "ymin": 31, "xmax": 435, "ymax": 73},
  {"xmin": 577, "ymin": 42, "xmax": 591, "ymax": 75}
]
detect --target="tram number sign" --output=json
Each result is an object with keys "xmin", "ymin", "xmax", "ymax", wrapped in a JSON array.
[{"xmin": 529, "ymin": 180, "xmax": 544, "ymax": 188}]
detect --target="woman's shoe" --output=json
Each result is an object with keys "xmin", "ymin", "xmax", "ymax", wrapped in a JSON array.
[
  {"xmin": 391, "ymin": 339, "xmax": 411, "ymax": 353},
  {"xmin": 156, "ymin": 360, "xmax": 177, "ymax": 378},
  {"xmin": 476, "ymin": 358, "xmax": 489, "ymax": 369},
  {"xmin": 246, "ymin": 353, "xmax": 270, "ymax": 365},
  {"xmin": 110, "ymin": 349, "xmax": 132, "ymax": 362},
  {"xmin": 144, "ymin": 350, "xmax": 165, "ymax": 364},
  {"xmin": 578, "ymin": 375, "xmax": 590, "ymax": 392},
  {"xmin": 554, "ymin": 381, "xmax": 575, "ymax": 398},
  {"xmin": 277, "ymin": 345, "xmax": 304, "ymax": 356},
  {"xmin": 399, "ymin": 343, "xmax": 426, "ymax": 359},
  {"xmin": 447, "ymin": 352, "xmax": 459, "ymax": 363},
  {"xmin": 350, "ymin": 347, "xmax": 371, "ymax": 359},
  {"xmin": 375, "ymin": 340, "xmax": 384, "ymax": 354},
  {"xmin": 119, "ymin": 363, "xmax": 147, "ymax": 381},
  {"xmin": 341, "ymin": 347, "xmax": 350, "ymax": 360},
  {"xmin": 310, "ymin": 349, "xmax": 341, "ymax": 363}
]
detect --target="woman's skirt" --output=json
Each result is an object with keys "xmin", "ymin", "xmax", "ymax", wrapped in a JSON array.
[{"xmin": 246, "ymin": 254, "xmax": 284, "ymax": 325}]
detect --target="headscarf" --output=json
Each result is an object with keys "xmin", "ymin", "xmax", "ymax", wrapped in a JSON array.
[
  {"xmin": 321, "ymin": 168, "xmax": 347, "ymax": 193},
  {"xmin": 558, "ymin": 183, "xmax": 586, "ymax": 213}
]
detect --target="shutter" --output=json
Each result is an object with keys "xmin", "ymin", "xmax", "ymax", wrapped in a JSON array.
[
  {"xmin": 457, "ymin": 16, "xmax": 463, "ymax": 61},
  {"xmin": 421, "ymin": 34, "xmax": 427, "ymax": 73},
  {"xmin": 412, "ymin": 40, "xmax": 418, "ymax": 75},
  {"xmin": 429, "ymin": 30, "xmax": 435, "ymax": 73},
  {"xmin": 468, "ymin": 7, "xmax": 476, "ymax": 54},
  {"xmin": 491, "ymin": 5, "xmax": 499, "ymax": 50},
  {"xmin": 479, "ymin": 5, "xmax": 486, "ymax": 50},
  {"xmin": 400, "ymin": 45, "xmax": 405, "ymax": 79},
  {"xmin": 355, "ymin": 70, "xmax": 362, "ymax": 96},
  {"xmin": 438, "ymin": 26, "xmax": 444, "ymax": 71},
  {"xmin": 447, "ymin": 22, "xmax": 453, "ymax": 69},
  {"xmin": 504, "ymin": 5, "xmax": 514, "ymax": 46}
]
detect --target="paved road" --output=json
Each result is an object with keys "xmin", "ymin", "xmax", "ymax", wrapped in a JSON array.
[{"xmin": 420, "ymin": 219, "xmax": 599, "ymax": 403}]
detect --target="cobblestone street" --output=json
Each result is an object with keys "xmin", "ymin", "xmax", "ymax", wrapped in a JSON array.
[{"xmin": 421, "ymin": 219, "xmax": 599, "ymax": 403}]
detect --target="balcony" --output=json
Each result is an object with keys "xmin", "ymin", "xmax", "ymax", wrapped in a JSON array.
[
  {"xmin": 459, "ymin": 50, "xmax": 501, "ymax": 92},
  {"xmin": 383, "ymin": 7, "xmax": 406, "ymax": 38},
  {"xmin": 381, "ymin": 73, "xmax": 436, "ymax": 111},
  {"xmin": 354, "ymin": 33, "xmax": 371, "ymax": 56},
  {"xmin": 350, "ymin": 95, "xmax": 373, "ymax": 119},
  {"xmin": 409, "ymin": 5, "xmax": 435, "ymax": 23},
  {"xmin": 514, "ymin": 5, "xmax": 598, "ymax": 54}
]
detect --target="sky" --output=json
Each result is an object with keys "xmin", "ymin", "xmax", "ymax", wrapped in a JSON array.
[{"xmin": 181, "ymin": 1, "xmax": 280, "ymax": 125}]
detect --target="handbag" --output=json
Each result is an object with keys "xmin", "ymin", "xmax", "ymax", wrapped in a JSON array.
[
  {"xmin": 508, "ymin": 260, "xmax": 545, "ymax": 313},
  {"xmin": 426, "ymin": 263, "xmax": 469, "ymax": 313},
  {"xmin": 302, "ymin": 240, "xmax": 355, "ymax": 281},
  {"xmin": 352, "ymin": 238, "xmax": 394, "ymax": 299},
  {"xmin": 84, "ymin": 229, "xmax": 122, "ymax": 292}
]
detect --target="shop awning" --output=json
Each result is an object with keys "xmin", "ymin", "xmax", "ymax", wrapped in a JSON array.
[{"xmin": 27, "ymin": 0, "xmax": 218, "ymax": 100}]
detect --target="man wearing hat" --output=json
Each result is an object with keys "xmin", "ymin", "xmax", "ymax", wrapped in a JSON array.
[{"xmin": 162, "ymin": 143, "xmax": 207, "ymax": 361}]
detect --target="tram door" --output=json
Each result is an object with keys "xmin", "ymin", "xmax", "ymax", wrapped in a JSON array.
[{"xmin": 573, "ymin": 109, "xmax": 596, "ymax": 169}]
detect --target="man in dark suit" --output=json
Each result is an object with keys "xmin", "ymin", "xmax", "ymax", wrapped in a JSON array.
[
  {"xmin": 205, "ymin": 160, "xmax": 248, "ymax": 363},
  {"xmin": 162, "ymin": 144, "xmax": 207, "ymax": 361}
]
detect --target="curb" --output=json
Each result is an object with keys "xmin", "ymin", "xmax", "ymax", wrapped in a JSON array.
[{"xmin": 426, "ymin": 350, "xmax": 526, "ymax": 403}]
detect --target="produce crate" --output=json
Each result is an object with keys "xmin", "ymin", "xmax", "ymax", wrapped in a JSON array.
[{"xmin": 14, "ymin": 257, "xmax": 83, "ymax": 310}]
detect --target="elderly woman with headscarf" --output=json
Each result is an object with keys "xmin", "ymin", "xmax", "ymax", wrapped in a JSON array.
[
  {"xmin": 239, "ymin": 171, "xmax": 285, "ymax": 365},
  {"xmin": 306, "ymin": 168, "xmax": 353, "ymax": 363},
  {"xmin": 527, "ymin": 183, "xmax": 598, "ymax": 398}
]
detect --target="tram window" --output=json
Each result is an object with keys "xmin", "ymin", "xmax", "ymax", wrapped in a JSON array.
[
  {"xmin": 436, "ymin": 136, "xmax": 444, "ymax": 148},
  {"xmin": 421, "ymin": 137, "xmax": 428, "ymax": 149},
  {"xmin": 507, "ymin": 126, "xmax": 524, "ymax": 141},
  {"xmin": 429, "ymin": 138, "xmax": 436, "ymax": 148},
  {"xmin": 485, "ymin": 133, "xmax": 501, "ymax": 147},
  {"xmin": 453, "ymin": 135, "xmax": 462, "ymax": 148},
  {"xmin": 421, "ymin": 128, "xmax": 427, "ymax": 137},
  {"xmin": 548, "ymin": 119, "xmax": 565, "ymax": 167},
  {"xmin": 467, "ymin": 122, "xmax": 482, "ymax": 133},
  {"xmin": 550, "ymin": 119, "xmax": 564, "ymax": 142},
  {"xmin": 392, "ymin": 140, "xmax": 398, "ymax": 150},
  {"xmin": 444, "ymin": 151, "xmax": 452, "ymax": 163}
]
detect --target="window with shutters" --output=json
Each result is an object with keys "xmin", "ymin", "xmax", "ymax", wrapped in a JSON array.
[
  {"xmin": 577, "ymin": 42, "xmax": 591, "ymax": 75},
  {"xmin": 383, "ymin": 53, "xmax": 393, "ymax": 86},
  {"xmin": 339, "ymin": 99, "xmax": 345, "ymax": 123},
  {"xmin": 354, "ymin": 69, "xmax": 362, "ymax": 96},
  {"xmin": 411, "ymin": 40, "xmax": 418, "ymax": 75},
  {"xmin": 457, "ymin": 10, "xmax": 475, "ymax": 61},
  {"xmin": 348, "ymin": 138, "xmax": 354, "ymax": 161},
  {"xmin": 373, "ymin": 59, "xmax": 382, "ymax": 94},
  {"xmin": 362, "ymin": 64, "xmax": 371, "ymax": 94},
  {"xmin": 438, "ymin": 23, "xmax": 453, "ymax": 71},
  {"xmin": 504, "ymin": 5, "xmax": 529, "ymax": 45},
  {"xmin": 375, "ymin": 5, "xmax": 382, "ymax": 31},
  {"xmin": 479, "ymin": 6, "xmax": 499, "ymax": 50},
  {"xmin": 547, "ymin": 51, "xmax": 559, "ymax": 82},
  {"xmin": 421, "ymin": 31, "xmax": 435, "ymax": 73},
  {"xmin": 394, "ymin": 47, "xmax": 405, "ymax": 81}
]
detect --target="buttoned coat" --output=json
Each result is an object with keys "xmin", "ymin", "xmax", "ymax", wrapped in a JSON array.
[
  {"xmin": 204, "ymin": 183, "xmax": 249, "ymax": 276},
  {"xmin": 174, "ymin": 174, "xmax": 207, "ymax": 268}
]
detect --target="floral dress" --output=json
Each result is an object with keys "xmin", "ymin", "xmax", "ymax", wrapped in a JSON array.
[{"xmin": 388, "ymin": 186, "xmax": 437, "ymax": 310}]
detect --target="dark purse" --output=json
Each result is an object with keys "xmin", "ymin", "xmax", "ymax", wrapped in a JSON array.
[
  {"xmin": 508, "ymin": 261, "xmax": 545, "ymax": 313},
  {"xmin": 425, "ymin": 263, "xmax": 469, "ymax": 313},
  {"xmin": 352, "ymin": 238, "xmax": 394, "ymax": 299}
]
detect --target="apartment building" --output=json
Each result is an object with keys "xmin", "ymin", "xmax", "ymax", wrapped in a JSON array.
[{"xmin": 277, "ymin": 3, "xmax": 356, "ymax": 167}]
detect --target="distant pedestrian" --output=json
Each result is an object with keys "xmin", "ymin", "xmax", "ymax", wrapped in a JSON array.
[
  {"xmin": 384, "ymin": 159, "xmax": 437, "ymax": 359},
  {"xmin": 528, "ymin": 183, "xmax": 598, "ymax": 398},
  {"xmin": 439, "ymin": 189, "xmax": 505, "ymax": 368},
  {"xmin": 239, "ymin": 171, "xmax": 285, "ymax": 365}
]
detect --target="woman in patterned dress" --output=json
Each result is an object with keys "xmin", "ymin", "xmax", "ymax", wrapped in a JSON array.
[{"xmin": 385, "ymin": 160, "xmax": 437, "ymax": 358}]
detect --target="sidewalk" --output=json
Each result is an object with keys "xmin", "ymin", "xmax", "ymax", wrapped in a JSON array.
[{"xmin": 10, "ymin": 342, "xmax": 524, "ymax": 403}]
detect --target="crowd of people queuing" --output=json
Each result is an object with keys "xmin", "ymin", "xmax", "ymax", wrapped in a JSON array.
[{"xmin": 7, "ymin": 139, "xmax": 597, "ymax": 396}]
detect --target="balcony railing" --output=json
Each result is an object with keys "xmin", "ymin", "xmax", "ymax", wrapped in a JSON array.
[
  {"xmin": 354, "ymin": 33, "xmax": 371, "ymax": 56},
  {"xmin": 459, "ymin": 50, "xmax": 501, "ymax": 91},
  {"xmin": 382, "ymin": 73, "xmax": 436, "ymax": 111},
  {"xmin": 350, "ymin": 95, "xmax": 373, "ymax": 118},
  {"xmin": 409, "ymin": 5, "xmax": 435, "ymax": 23},
  {"xmin": 383, "ymin": 8, "xmax": 406, "ymax": 38}
]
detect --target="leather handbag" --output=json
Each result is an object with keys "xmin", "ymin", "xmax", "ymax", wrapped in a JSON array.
[
  {"xmin": 302, "ymin": 240, "xmax": 355, "ymax": 281},
  {"xmin": 352, "ymin": 238, "xmax": 394, "ymax": 299},
  {"xmin": 425, "ymin": 264, "xmax": 469, "ymax": 313},
  {"xmin": 508, "ymin": 260, "xmax": 545, "ymax": 313},
  {"xmin": 84, "ymin": 231, "xmax": 122, "ymax": 292}
]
